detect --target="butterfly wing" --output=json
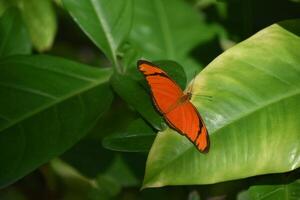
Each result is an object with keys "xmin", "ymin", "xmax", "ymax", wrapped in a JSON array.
[
  {"xmin": 138, "ymin": 60, "xmax": 183, "ymax": 113},
  {"xmin": 165, "ymin": 102, "xmax": 209, "ymax": 152},
  {"xmin": 138, "ymin": 60, "xmax": 209, "ymax": 152}
]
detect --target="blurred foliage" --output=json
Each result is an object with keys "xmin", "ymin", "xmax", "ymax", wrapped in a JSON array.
[
  {"xmin": 0, "ymin": 0, "xmax": 57, "ymax": 51},
  {"xmin": 0, "ymin": 0, "xmax": 299, "ymax": 199}
]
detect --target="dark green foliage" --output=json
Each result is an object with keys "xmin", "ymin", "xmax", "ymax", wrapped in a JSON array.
[{"xmin": 0, "ymin": 1, "xmax": 299, "ymax": 199}]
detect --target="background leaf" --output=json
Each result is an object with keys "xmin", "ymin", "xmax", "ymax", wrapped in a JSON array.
[
  {"xmin": 249, "ymin": 179, "xmax": 300, "ymax": 200},
  {"xmin": 103, "ymin": 118, "xmax": 156, "ymax": 152},
  {"xmin": 143, "ymin": 21, "xmax": 300, "ymax": 188},
  {"xmin": 0, "ymin": 8, "xmax": 31, "ymax": 57},
  {"xmin": 61, "ymin": 138, "xmax": 114, "ymax": 178},
  {"xmin": 152, "ymin": 60, "xmax": 187, "ymax": 90},
  {"xmin": 129, "ymin": 0, "xmax": 218, "ymax": 79},
  {"xmin": 63, "ymin": 0, "xmax": 134, "ymax": 70},
  {"xmin": 0, "ymin": 0, "xmax": 57, "ymax": 52},
  {"xmin": 20, "ymin": 0, "xmax": 57, "ymax": 51},
  {"xmin": 0, "ymin": 55, "xmax": 113, "ymax": 188},
  {"xmin": 111, "ymin": 73, "xmax": 164, "ymax": 130}
]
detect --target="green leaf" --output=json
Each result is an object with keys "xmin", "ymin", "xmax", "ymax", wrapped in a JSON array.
[
  {"xmin": 63, "ymin": 0, "xmax": 134, "ymax": 71},
  {"xmin": 143, "ymin": 21, "xmax": 300, "ymax": 188},
  {"xmin": 0, "ymin": 8, "xmax": 31, "ymax": 57},
  {"xmin": 111, "ymin": 73, "xmax": 164, "ymax": 130},
  {"xmin": 103, "ymin": 118, "xmax": 156, "ymax": 152},
  {"xmin": 0, "ymin": 55, "xmax": 113, "ymax": 188},
  {"xmin": 237, "ymin": 190, "xmax": 250, "ymax": 200},
  {"xmin": 0, "ymin": 0, "xmax": 19, "ymax": 15},
  {"xmin": 153, "ymin": 60, "xmax": 187, "ymax": 90},
  {"xmin": 20, "ymin": 0, "xmax": 57, "ymax": 51},
  {"xmin": 62, "ymin": 138, "xmax": 114, "ymax": 177},
  {"xmin": 104, "ymin": 155, "xmax": 139, "ymax": 187},
  {"xmin": 51, "ymin": 158, "xmax": 102, "ymax": 200},
  {"xmin": 249, "ymin": 179, "xmax": 300, "ymax": 200},
  {"xmin": 111, "ymin": 60, "xmax": 187, "ymax": 134},
  {"xmin": 129, "ymin": 0, "xmax": 217, "ymax": 75},
  {"xmin": 0, "ymin": 0, "xmax": 57, "ymax": 52}
]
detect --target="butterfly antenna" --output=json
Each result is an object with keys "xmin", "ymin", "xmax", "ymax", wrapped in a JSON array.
[{"xmin": 186, "ymin": 71, "xmax": 197, "ymax": 94}]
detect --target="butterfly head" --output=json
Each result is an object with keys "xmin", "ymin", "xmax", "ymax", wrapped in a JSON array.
[{"xmin": 186, "ymin": 92, "xmax": 192, "ymax": 100}]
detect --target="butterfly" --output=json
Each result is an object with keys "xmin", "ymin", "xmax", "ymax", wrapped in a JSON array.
[{"xmin": 138, "ymin": 60, "xmax": 210, "ymax": 152}]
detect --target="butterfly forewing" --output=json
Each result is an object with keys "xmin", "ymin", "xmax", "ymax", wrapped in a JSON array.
[{"xmin": 146, "ymin": 75, "xmax": 183, "ymax": 113}]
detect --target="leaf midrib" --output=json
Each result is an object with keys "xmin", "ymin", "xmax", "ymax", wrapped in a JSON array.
[
  {"xmin": 90, "ymin": 0, "xmax": 117, "ymax": 62},
  {"xmin": 145, "ymin": 88, "xmax": 300, "ymax": 187},
  {"xmin": 0, "ymin": 69, "xmax": 111, "ymax": 132}
]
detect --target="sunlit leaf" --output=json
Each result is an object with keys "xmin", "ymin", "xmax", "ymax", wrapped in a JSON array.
[
  {"xmin": 143, "ymin": 21, "xmax": 300, "ymax": 188},
  {"xmin": 21, "ymin": 0, "xmax": 57, "ymax": 51}
]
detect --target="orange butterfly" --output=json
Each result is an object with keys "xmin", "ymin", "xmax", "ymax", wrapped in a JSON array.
[{"xmin": 138, "ymin": 60, "xmax": 209, "ymax": 152}]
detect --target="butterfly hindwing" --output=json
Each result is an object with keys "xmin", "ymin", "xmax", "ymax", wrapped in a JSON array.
[{"xmin": 164, "ymin": 102, "xmax": 209, "ymax": 152}]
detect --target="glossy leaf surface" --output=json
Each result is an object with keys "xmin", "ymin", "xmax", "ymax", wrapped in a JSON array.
[{"xmin": 143, "ymin": 22, "xmax": 300, "ymax": 188}]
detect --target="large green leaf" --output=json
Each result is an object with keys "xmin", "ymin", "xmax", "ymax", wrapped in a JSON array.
[
  {"xmin": 143, "ymin": 21, "xmax": 300, "ymax": 188},
  {"xmin": 249, "ymin": 179, "xmax": 300, "ymax": 200},
  {"xmin": 0, "ymin": 8, "xmax": 31, "ymax": 58},
  {"xmin": 0, "ymin": 55, "xmax": 113, "ymax": 188},
  {"xmin": 63, "ymin": 0, "xmax": 134, "ymax": 70}
]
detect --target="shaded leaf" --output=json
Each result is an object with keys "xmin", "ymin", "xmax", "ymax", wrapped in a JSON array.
[
  {"xmin": 152, "ymin": 60, "xmax": 187, "ymax": 90},
  {"xmin": 62, "ymin": 139, "xmax": 114, "ymax": 177},
  {"xmin": 249, "ymin": 179, "xmax": 300, "ymax": 200},
  {"xmin": 143, "ymin": 21, "xmax": 300, "ymax": 188},
  {"xmin": 51, "ymin": 159, "xmax": 101, "ymax": 200},
  {"xmin": 129, "ymin": 0, "xmax": 217, "ymax": 76},
  {"xmin": 0, "ymin": 55, "xmax": 113, "ymax": 188},
  {"xmin": 104, "ymin": 155, "xmax": 139, "ymax": 187},
  {"xmin": 0, "ymin": 8, "xmax": 31, "ymax": 57},
  {"xmin": 111, "ymin": 73, "xmax": 164, "ymax": 130},
  {"xmin": 103, "ymin": 118, "xmax": 156, "ymax": 152},
  {"xmin": 52, "ymin": 156, "xmax": 138, "ymax": 200}
]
